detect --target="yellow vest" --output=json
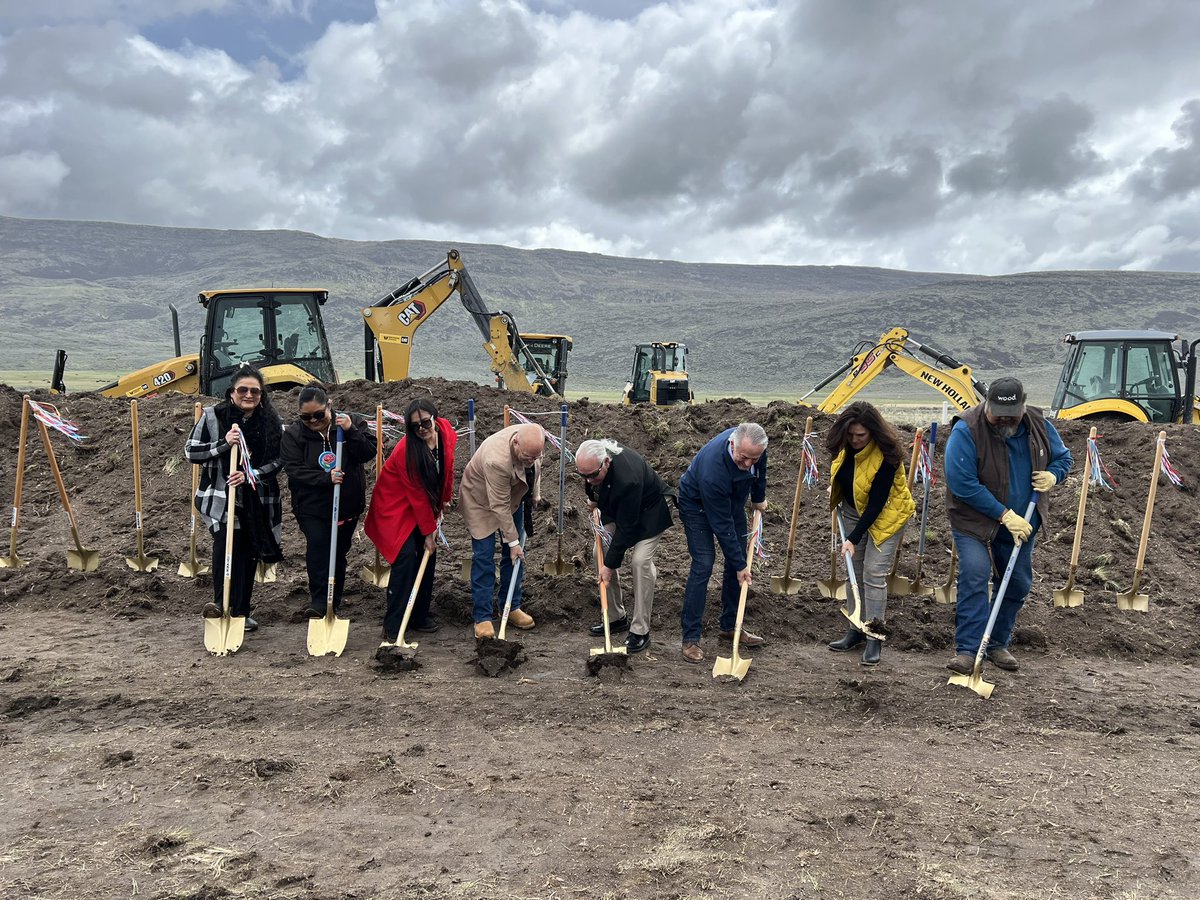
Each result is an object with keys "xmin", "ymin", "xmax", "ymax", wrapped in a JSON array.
[{"xmin": 829, "ymin": 440, "xmax": 916, "ymax": 546}]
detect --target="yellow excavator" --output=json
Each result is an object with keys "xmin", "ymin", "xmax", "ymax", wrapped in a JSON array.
[
  {"xmin": 53, "ymin": 249, "xmax": 571, "ymax": 399},
  {"xmin": 802, "ymin": 327, "xmax": 986, "ymax": 413},
  {"xmin": 361, "ymin": 249, "xmax": 572, "ymax": 396},
  {"xmin": 621, "ymin": 341, "xmax": 693, "ymax": 405},
  {"xmin": 53, "ymin": 288, "xmax": 338, "ymax": 399},
  {"xmin": 1051, "ymin": 330, "xmax": 1199, "ymax": 423}
]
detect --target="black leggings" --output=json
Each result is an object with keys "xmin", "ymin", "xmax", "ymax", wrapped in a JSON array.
[
  {"xmin": 297, "ymin": 514, "xmax": 358, "ymax": 614},
  {"xmin": 211, "ymin": 525, "xmax": 259, "ymax": 617},
  {"xmin": 383, "ymin": 529, "xmax": 437, "ymax": 639}
]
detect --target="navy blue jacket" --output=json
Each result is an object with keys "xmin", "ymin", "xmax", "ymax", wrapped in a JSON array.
[{"xmin": 677, "ymin": 427, "xmax": 768, "ymax": 570}]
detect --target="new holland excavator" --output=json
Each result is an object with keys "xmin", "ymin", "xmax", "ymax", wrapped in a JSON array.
[
  {"xmin": 621, "ymin": 341, "xmax": 693, "ymax": 405},
  {"xmin": 53, "ymin": 249, "xmax": 571, "ymax": 399},
  {"xmin": 1051, "ymin": 330, "xmax": 1199, "ymax": 423},
  {"xmin": 802, "ymin": 327, "xmax": 986, "ymax": 413},
  {"xmin": 361, "ymin": 249, "xmax": 571, "ymax": 397}
]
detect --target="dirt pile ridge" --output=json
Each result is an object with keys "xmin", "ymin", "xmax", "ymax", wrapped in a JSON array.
[{"xmin": 1, "ymin": 378, "xmax": 1197, "ymax": 660}]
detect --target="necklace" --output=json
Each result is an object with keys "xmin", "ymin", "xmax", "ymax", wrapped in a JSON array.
[{"xmin": 317, "ymin": 427, "xmax": 337, "ymax": 472}]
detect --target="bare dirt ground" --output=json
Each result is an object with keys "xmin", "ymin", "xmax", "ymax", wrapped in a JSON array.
[{"xmin": 1, "ymin": 379, "xmax": 1198, "ymax": 899}]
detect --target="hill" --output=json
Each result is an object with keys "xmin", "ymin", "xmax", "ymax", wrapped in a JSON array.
[{"xmin": 3, "ymin": 216, "xmax": 1198, "ymax": 400}]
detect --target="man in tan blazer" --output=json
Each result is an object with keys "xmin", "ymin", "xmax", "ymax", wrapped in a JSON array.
[{"xmin": 460, "ymin": 423, "xmax": 544, "ymax": 638}]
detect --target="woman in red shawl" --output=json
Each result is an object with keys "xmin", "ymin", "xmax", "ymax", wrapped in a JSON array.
[{"xmin": 365, "ymin": 398, "xmax": 457, "ymax": 642}]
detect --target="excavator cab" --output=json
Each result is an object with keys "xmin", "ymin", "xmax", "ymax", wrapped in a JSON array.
[
  {"xmin": 623, "ymin": 341, "xmax": 693, "ymax": 405},
  {"xmin": 1052, "ymin": 330, "xmax": 1197, "ymax": 423},
  {"xmin": 198, "ymin": 289, "xmax": 336, "ymax": 396},
  {"xmin": 517, "ymin": 333, "xmax": 573, "ymax": 397}
]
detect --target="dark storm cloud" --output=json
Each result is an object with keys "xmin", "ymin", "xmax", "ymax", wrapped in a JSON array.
[
  {"xmin": 831, "ymin": 145, "xmax": 943, "ymax": 234},
  {"xmin": 1128, "ymin": 100, "xmax": 1200, "ymax": 200}
]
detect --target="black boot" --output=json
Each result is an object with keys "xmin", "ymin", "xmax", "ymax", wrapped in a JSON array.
[
  {"xmin": 828, "ymin": 627, "xmax": 865, "ymax": 652},
  {"xmin": 861, "ymin": 639, "xmax": 881, "ymax": 666}
]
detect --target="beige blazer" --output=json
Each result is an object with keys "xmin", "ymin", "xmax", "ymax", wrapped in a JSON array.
[{"xmin": 460, "ymin": 424, "xmax": 542, "ymax": 542}]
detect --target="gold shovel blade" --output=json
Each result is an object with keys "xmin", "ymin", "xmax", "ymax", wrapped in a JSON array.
[
  {"xmin": 67, "ymin": 548, "xmax": 100, "ymax": 572},
  {"xmin": 1052, "ymin": 587, "xmax": 1084, "ymax": 608},
  {"xmin": 886, "ymin": 572, "xmax": 912, "ymax": 596},
  {"xmin": 177, "ymin": 557, "xmax": 211, "ymax": 577},
  {"xmin": 933, "ymin": 584, "xmax": 956, "ymax": 605},
  {"xmin": 1116, "ymin": 591, "xmax": 1149, "ymax": 613},
  {"xmin": 307, "ymin": 614, "xmax": 351, "ymax": 656},
  {"xmin": 770, "ymin": 574, "xmax": 803, "ymax": 595},
  {"xmin": 360, "ymin": 564, "xmax": 391, "ymax": 587},
  {"xmin": 126, "ymin": 554, "xmax": 160, "ymax": 572},
  {"xmin": 204, "ymin": 615, "xmax": 246, "ymax": 656},
  {"xmin": 590, "ymin": 646, "xmax": 628, "ymax": 657},
  {"xmin": 947, "ymin": 671, "xmax": 994, "ymax": 699},
  {"xmin": 712, "ymin": 652, "xmax": 752, "ymax": 680},
  {"xmin": 0, "ymin": 555, "xmax": 25, "ymax": 569},
  {"xmin": 543, "ymin": 557, "xmax": 570, "ymax": 576},
  {"xmin": 458, "ymin": 559, "xmax": 473, "ymax": 582},
  {"xmin": 908, "ymin": 579, "xmax": 934, "ymax": 598},
  {"xmin": 839, "ymin": 606, "xmax": 887, "ymax": 641},
  {"xmin": 255, "ymin": 562, "xmax": 278, "ymax": 584},
  {"xmin": 817, "ymin": 579, "xmax": 847, "ymax": 600}
]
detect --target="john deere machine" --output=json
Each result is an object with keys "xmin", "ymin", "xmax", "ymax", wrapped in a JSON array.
[
  {"xmin": 622, "ymin": 341, "xmax": 693, "ymax": 405},
  {"xmin": 1051, "ymin": 330, "xmax": 1199, "ymax": 423},
  {"xmin": 53, "ymin": 249, "xmax": 571, "ymax": 399}
]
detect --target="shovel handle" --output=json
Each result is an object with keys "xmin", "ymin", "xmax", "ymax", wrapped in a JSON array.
[
  {"xmin": 1067, "ymin": 425, "xmax": 1097, "ymax": 569},
  {"xmin": 396, "ymin": 547, "xmax": 433, "ymax": 642},
  {"xmin": 835, "ymin": 510, "xmax": 864, "ymax": 617},
  {"xmin": 131, "ymin": 399, "xmax": 144, "ymax": 518},
  {"xmin": 36, "ymin": 417, "xmax": 82, "ymax": 532},
  {"xmin": 1131, "ymin": 432, "xmax": 1166, "ymax": 572},
  {"xmin": 326, "ymin": 428, "xmax": 345, "ymax": 613},
  {"xmin": 781, "ymin": 416, "xmax": 814, "ymax": 569},
  {"xmin": 971, "ymin": 494, "xmax": 1039, "ymax": 668},
  {"xmin": 8, "ymin": 397, "xmax": 31, "ymax": 547},
  {"xmin": 727, "ymin": 510, "xmax": 762, "ymax": 650},
  {"xmin": 556, "ymin": 404, "xmax": 567, "ymax": 535},
  {"xmin": 188, "ymin": 404, "xmax": 202, "ymax": 531},
  {"xmin": 593, "ymin": 509, "xmax": 614, "ymax": 651},
  {"xmin": 223, "ymin": 442, "xmax": 240, "ymax": 616}
]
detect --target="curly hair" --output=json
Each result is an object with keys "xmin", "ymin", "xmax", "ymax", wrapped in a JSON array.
[{"xmin": 825, "ymin": 401, "xmax": 903, "ymax": 466}]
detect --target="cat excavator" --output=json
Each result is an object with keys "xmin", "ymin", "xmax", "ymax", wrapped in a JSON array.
[
  {"xmin": 802, "ymin": 327, "xmax": 986, "ymax": 413},
  {"xmin": 621, "ymin": 341, "xmax": 693, "ymax": 405},
  {"xmin": 361, "ymin": 249, "xmax": 571, "ymax": 396},
  {"xmin": 53, "ymin": 250, "xmax": 571, "ymax": 399}
]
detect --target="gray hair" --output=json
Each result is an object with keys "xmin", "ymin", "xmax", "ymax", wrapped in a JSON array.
[
  {"xmin": 576, "ymin": 438, "xmax": 624, "ymax": 464},
  {"xmin": 733, "ymin": 422, "xmax": 768, "ymax": 449}
]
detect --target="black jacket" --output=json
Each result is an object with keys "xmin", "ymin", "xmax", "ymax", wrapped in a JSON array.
[
  {"xmin": 280, "ymin": 414, "xmax": 375, "ymax": 521},
  {"xmin": 585, "ymin": 446, "xmax": 674, "ymax": 569}
]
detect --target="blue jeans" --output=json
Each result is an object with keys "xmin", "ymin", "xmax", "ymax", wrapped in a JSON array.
[
  {"xmin": 470, "ymin": 512, "xmax": 525, "ymax": 624},
  {"xmin": 953, "ymin": 528, "xmax": 1035, "ymax": 655},
  {"xmin": 678, "ymin": 499, "xmax": 744, "ymax": 644}
]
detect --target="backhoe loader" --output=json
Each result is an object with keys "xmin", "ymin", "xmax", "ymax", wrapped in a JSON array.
[
  {"xmin": 802, "ymin": 327, "xmax": 986, "ymax": 414},
  {"xmin": 622, "ymin": 341, "xmax": 693, "ymax": 405},
  {"xmin": 361, "ymin": 249, "xmax": 572, "ymax": 397},
  {"xmin": 53, "ymin": 289, "xmax": 337, "ymax": 399},
  {"xmin": 1051, "ymin": 330, "xmax": 1199, "ymax": 423}
]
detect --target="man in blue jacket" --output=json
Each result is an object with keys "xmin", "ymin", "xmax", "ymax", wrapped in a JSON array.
[
  {"xmin": 676, "ymin": 422, "xmax": 769, "ymax": 663},
  {"xmin": 944, "ymin": 377, "xmax": 1072, "ymax": 674}
]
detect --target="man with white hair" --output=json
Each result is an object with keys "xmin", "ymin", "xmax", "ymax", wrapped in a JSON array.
[
  {"xmin": 574, "ymin": 438, "xmax": 674, "ymax": 653},
  {"xmin": 459, "ymin": 422, "xmax": 544, "ymax": 639},
  {"xmin": 675, "ymin": 422, "xmax": 769, "ymax": 663}
]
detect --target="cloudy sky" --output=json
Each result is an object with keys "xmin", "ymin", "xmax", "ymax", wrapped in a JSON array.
[{"xmin": 2, "ymin": 0, "xmax": 1199, "ymax": 274}]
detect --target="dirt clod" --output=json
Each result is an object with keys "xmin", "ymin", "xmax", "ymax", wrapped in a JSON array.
[
  {"xmin": 586, "ymin": 652, "xmax": 630, "ymax": 680},
  {"xmin": 474, "ymin": 636, "xmax": 526, "ymax": 676},
  {"xmin": 374, "ymin": 644, "xmax": 421, "ymax": 673},
  {"xmin": 4, "ymin": 695, "xmax": 60, "ymax": 719}
]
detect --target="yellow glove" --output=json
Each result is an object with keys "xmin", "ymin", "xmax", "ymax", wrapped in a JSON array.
[
  {"xmin": 1032, "ymin": 470, "xmax": 1057, "ymax": 492},
  {"xmin": 1000, "ymin": 509, "xmax": 1033, "ymax": 545}
]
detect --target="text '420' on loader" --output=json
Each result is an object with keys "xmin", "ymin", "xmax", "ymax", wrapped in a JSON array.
[{"xmin": 52, "ymin": 249, "xmax": 571, "ymax": 399}]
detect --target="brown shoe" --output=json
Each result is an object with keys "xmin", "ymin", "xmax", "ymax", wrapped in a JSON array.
[
  {"xmin": 719, "ymin": 629, "xmax": 765, "ymax": 647},
  {"xmin": 202, "ymin": 602, "xmax": 222, "ymax": 619},
  {"xmin": 986, "ymin": 648, "xmax": 1019, "ymax": 671},
  {"xmin": 946, "ymin": 653, "xmax": 975, "ymax": 675},
  {"xmin": 681, "ymin": 643, "xmax": 704, "ymax": 663},
  {"xmin": 507, "ymin": 608, "xmax": 535, "ymax": 630},
  {"xmin": 473, "ymin": 621, "xmax": 496, "ymax": 639}
]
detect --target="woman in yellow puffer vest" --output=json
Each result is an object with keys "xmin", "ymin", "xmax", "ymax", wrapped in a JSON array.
[{"xmin": 826, "ymin": 401, "xmax": 916, "ymax": 666}]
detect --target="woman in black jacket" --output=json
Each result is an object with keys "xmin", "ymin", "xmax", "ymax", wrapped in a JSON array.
[{"xmin": 280, "ymin": 385, "xmax": 375, "ymax": 618}]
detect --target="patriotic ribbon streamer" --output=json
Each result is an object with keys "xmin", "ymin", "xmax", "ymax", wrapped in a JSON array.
[
  {"xmin": 801, "ymin": 435, "xmax": 820, "ymax": 486},
  {"xmin": 917, "ymin": 441, "xmax": 937, "ymax": 485},
  {"xmin": 28, "ymin": 400, "xmax": 88, "ymax": 443},
  {"xmin": 745, "ymin": 515, "xmax": 768, "ymax": 561},
  {"xmin": 1087, "ymin": 435, "xmax": 1117, "ymax": 490},
  {"xmin": 509, "ymin": 408, "xmax": 575, "ymax": 463},
  {"xmin": 1160, "ymin": 443, "xmax": 1183, "ymax": 487},
  {"xmin": 436, "ymin": 522, "xmax": 451, "ymax": 548},
  {"xmin": 235, "ymin": 430, "xmax": 259, "ymax": 491}
]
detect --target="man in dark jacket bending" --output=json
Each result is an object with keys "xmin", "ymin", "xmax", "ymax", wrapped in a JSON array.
[{"xmin": 575, "ymin": 439, "xmax": 674, "ymax": 654}]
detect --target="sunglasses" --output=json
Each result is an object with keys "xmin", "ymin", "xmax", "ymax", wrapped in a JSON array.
[
  {"xmin": 298, "ymin": 408, "xmax": 329, "ymax": 423},
  {"xmin": 233, "ymin": 386, "xmax": 262, "ymax": 397},
  {"xmin": 412, "ymin": 417, "xmax": 435, "ymax": 431},
  {"xmin": 577, "ymin": 465, "xmax": 604, "ymax": 480}
]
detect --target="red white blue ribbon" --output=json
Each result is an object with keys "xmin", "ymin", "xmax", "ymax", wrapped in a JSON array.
[
  {"xmin": 1087, "ymin": 435, "xmax": 1117, "ymax": 490},
  {"xmin": 28, "ymin": 400, "xmax": 88, "ymax": 443},
  {"xmin": 801, "ymin": 435, "xmax": 819, "ymax": 486},
  {"xmin": 1160, "ymin": 441, "xmax": 1183, "ymax": 487},
  {"xmin": 235, "ymin": 430, "xmax": 258, "ymax": 491},
  {"xmin": 509, "ymin": 408, "xmax": 573, "ymax": 462}
]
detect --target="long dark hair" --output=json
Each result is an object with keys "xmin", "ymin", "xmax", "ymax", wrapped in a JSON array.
[
  {"xmin": 825, "ymin": 401, "xmax": 903, "ymax": 467},
  {"xmin": 404, "ymin": 397, "xmax": 442, "ymax": 511},
  {"xmin": 216, "ymin": 364, "xmax": 282, "ymax": 462}
]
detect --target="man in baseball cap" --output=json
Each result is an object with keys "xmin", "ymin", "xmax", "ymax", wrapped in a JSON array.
[{"xmin": 986, "ymin": 377, "xmax": 1027, "ymax": 419}]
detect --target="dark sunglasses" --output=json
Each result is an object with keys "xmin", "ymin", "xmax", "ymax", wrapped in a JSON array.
[
  {"xmin": 412, "ymin": 416, "xmax": 435, "ymax": 431},
  {"xmin": 577, "ymin": 465, "xmax": 604, "ymax": 480},
  {"xmin": 233, "ymin": 385, "xmax": 262, "ymax": 397},
  {"xmin": 298, "ymin": 408, "xmax": 329, "ymax": 423}
]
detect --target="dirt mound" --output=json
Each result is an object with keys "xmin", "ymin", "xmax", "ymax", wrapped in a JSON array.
[{"xmin": 0, "ymin": 379, "xmax": 1197, "ymax": 660}]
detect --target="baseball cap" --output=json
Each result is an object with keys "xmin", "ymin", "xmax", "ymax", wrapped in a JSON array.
[{"xmin": 986, "ymin": 377, "xmax": 1026, "ymax": 418}]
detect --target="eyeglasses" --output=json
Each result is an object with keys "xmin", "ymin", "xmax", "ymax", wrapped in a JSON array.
[
  {"xmin": 412, "ymin": 417, "xmax": 435, "ymax": 431},
  {"xmin": 577, "ymin": 463, "xmax": 605, "ymax": 480},
  {"xmin": 233, "ymin": 386, "xmax": 262, "ymax": 397},
  {"xmin": 299, "ymin": 409, "xmax": 328, "ymax": 422}
]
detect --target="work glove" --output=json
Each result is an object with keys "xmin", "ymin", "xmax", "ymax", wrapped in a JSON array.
[
  {"xmin": 1000, "ymin": 509, "xmax": 1033, "ymax": 545},
  {"xmin": 1031, "ymin": 470, "xmax": 1057, "ymax": 492}
]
